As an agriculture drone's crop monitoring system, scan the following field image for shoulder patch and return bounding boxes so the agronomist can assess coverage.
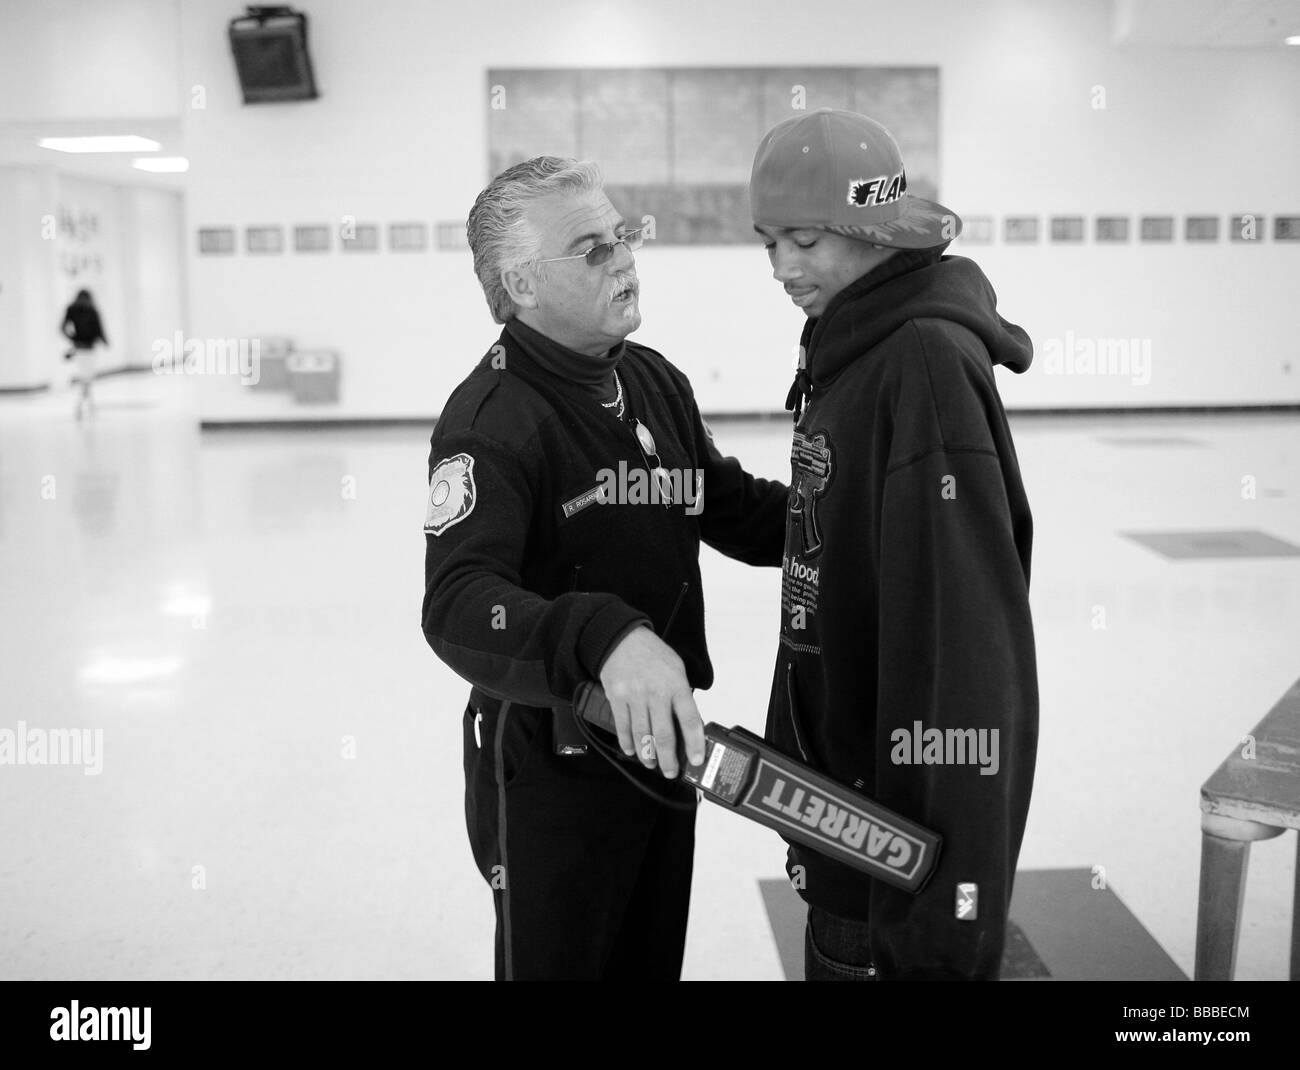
[424,453,477,535]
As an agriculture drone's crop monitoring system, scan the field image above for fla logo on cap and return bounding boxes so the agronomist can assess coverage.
[849,168,907,208]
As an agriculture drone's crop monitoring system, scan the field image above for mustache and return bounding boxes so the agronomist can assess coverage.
[610,272,639,301]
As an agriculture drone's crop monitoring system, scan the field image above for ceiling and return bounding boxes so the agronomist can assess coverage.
[1113,0,1300,46]
[0,0,1295,195]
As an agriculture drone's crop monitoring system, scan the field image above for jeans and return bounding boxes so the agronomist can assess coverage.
[804,905,879,981]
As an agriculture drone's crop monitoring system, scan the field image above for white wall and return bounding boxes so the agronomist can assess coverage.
[0,167,58,389]
[0,0,181,123]
[122,185,188,375]
[163,0,1300,417]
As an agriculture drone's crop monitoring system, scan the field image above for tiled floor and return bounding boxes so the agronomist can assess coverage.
[0,372,1296,980]
[760,870,1186,980]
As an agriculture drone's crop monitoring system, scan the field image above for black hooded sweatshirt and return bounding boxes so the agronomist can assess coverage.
[765,245,1039,980]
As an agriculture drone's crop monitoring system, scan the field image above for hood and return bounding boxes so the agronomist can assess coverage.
[796,246,1034,393]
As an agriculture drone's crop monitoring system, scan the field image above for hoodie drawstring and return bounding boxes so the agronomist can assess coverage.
[785,368,811,425]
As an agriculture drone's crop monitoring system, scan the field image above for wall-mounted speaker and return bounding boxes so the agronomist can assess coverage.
[228,6,319,104]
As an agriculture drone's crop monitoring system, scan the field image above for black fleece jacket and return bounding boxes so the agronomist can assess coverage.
[422,327,787,715]
[62,304,107,348]
[766,245,1039,980]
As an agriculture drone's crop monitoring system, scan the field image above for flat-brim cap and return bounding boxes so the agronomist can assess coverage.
[750,108,961,249]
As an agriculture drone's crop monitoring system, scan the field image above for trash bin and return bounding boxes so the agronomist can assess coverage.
[251,336,293,391]
[287,349,340,403]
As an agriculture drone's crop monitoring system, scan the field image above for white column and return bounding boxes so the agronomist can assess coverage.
[0,165,59,391]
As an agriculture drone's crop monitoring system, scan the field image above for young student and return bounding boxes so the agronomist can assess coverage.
[750,109,1039,980]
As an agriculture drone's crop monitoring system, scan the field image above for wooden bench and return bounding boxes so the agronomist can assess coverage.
[1195,676,1300,980]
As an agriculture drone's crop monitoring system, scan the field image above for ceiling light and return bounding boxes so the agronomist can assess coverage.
[79,655,183,685]
[159,590,210,616]
[133,157,189,173]
[39,136,161,154]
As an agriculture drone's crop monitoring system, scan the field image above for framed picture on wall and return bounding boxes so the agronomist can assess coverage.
[1228,214,1264,242]
[198,227,235,255]
[1050,216,1084,242]
[388,223,429,252]
[957,215,993,244]
[246,226,284,254]
[1139,216,1174,242]
[488,65,941,245]
[1275,216,1300,241]
[1185,216,1220,242]
[1095,216,1130,242]
[436,222,469,251]
[294,225,331,252]
[340,223,379,252]
[1004,216,1039,243]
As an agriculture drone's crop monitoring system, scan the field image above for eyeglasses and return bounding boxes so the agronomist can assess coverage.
[535,228,645,268]
[629,418,674,507]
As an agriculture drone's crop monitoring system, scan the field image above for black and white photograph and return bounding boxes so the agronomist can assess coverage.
[0,0,1297,1050]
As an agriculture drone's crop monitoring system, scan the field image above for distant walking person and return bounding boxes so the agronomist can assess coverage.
[62,289,108,420]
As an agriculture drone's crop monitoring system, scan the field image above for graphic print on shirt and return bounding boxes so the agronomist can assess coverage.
[425,453,477,536]
[789,429,833,558]
[782,428,834,649]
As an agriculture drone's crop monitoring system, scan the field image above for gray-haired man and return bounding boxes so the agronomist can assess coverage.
[421,157,787,979]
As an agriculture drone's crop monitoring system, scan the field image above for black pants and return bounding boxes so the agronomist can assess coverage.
[463,694,697,980]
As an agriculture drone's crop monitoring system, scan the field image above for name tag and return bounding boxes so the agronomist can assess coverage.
[562,484,606,519]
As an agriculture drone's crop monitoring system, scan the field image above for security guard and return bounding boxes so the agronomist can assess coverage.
[421,156,787,980]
